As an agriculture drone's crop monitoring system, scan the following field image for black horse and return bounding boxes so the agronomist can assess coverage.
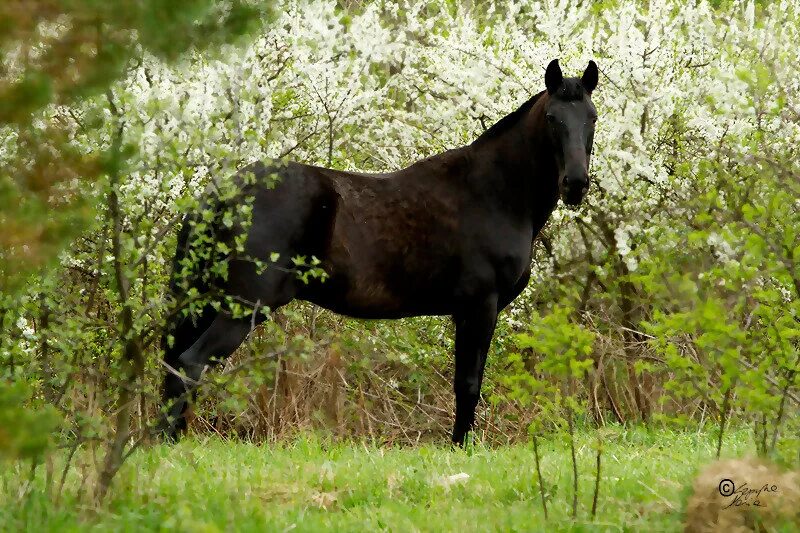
[161,59,599,445]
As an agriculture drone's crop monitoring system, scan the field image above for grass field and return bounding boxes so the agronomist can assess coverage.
[2,427,756,532]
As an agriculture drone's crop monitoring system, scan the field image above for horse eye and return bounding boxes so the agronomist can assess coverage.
[546,114,557,123]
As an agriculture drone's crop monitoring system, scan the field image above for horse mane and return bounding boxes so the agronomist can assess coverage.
[474,90,546,143]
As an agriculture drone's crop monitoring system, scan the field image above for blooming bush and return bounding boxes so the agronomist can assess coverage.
[1,0,797,489]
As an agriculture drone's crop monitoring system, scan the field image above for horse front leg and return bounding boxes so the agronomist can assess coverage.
[451,294,498,446]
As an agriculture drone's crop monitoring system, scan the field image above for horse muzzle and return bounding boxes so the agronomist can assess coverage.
[560,174,590,206]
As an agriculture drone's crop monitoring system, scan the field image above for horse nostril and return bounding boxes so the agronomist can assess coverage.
[565,175,589,190]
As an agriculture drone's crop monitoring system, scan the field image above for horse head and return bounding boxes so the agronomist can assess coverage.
[542,59,598,206]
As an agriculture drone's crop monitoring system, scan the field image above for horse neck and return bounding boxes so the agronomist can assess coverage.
[469,97,560,231]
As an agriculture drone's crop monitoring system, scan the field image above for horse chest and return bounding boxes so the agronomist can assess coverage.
[492,248,532,298]
[447,217,533,304]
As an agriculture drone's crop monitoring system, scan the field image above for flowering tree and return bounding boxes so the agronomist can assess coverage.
[2,0,798,500]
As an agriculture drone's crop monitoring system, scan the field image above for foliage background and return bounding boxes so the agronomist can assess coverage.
[0,0,797,512]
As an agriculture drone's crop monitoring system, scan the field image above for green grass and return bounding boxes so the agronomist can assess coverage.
[2,427,754,532]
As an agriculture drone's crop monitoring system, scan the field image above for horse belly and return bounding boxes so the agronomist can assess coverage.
[301,264,456,319]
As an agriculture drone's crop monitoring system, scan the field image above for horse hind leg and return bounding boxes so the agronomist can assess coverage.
[159,305,217,439]
[159,264,299,441]
[159,312,259,440]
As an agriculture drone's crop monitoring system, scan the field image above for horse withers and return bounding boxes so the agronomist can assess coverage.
[160,59,599,445]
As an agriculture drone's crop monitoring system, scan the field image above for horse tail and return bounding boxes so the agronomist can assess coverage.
[169,215,194,295]
[162,212,217,359]
[162,167,259,358]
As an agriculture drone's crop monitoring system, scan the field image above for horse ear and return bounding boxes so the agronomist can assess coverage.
[545,59,563,95]
[582,60,598,94]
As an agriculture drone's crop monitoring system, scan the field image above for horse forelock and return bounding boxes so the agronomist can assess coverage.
[554,78,587,102]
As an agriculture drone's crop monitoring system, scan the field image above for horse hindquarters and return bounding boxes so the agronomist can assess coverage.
[159,165,334,440]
